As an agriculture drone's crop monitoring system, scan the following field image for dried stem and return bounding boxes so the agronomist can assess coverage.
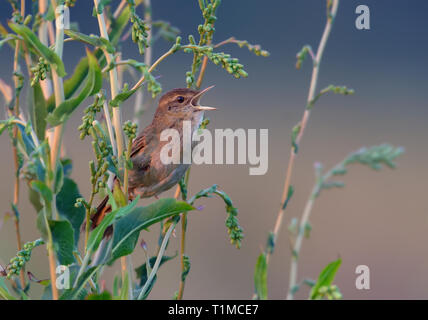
[265,0,339,267]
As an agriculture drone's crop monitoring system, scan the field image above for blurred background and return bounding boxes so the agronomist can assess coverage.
[0,0,427,299]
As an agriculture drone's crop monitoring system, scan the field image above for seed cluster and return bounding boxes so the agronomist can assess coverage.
[234,39,270,57]
[128,0,150,55]
[78,93,105,140]
[123,120,138,141]
[31,57,50,87]
[206,51,248,79]
[316,285,343,300]
[6,239,44,279]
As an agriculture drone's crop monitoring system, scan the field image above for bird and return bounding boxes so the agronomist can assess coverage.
[91,86,216,229]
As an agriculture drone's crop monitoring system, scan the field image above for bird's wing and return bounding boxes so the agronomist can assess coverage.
[130,124,155,157]
[129,125,158,176]
[130,132,147,157]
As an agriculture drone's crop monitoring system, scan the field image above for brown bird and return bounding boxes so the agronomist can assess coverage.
[91,86,216,229]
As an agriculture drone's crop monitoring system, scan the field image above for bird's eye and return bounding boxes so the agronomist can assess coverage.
[177,96,185,103]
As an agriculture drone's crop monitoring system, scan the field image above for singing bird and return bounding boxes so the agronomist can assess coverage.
[91,86,216,229]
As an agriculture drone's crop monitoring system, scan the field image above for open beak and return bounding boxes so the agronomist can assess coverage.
[191,85,217,111]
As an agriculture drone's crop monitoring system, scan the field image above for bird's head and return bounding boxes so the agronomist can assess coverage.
[155,86,216,121]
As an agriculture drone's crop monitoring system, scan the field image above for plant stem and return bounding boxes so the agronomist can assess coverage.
[50,0,66,171]
[265,0,339,269]
[130,48,175,91]
[195,57,208,88]
[121,136,134,287]
[174,37,211,298]
[73,252,96,291]
[9,0,27,290]
[213,36,237,48]
[93,0,124,161]
[123,138,133,196]
[137,223,175,300]
[11,43,25,291]
[287,159,342,299]
[94,0,131,287]
[176,212,187,300]
[84,192,95,252]
[176,170,190,300]
[286,191,315,300]
[102,101,117,157]
[43,200,59,299]
[45,0,69,300]
[38,0,54,98]
[132,0,152,127]
[73,249,91,287]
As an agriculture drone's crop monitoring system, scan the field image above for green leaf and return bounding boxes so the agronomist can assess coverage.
[28,186,43,212]
[254,253,268,300]
[135,253,177,287]
[309,258,342,300]
[86,198,139,254]
[181,255,190,282]
[109,86,139,107]
[119,271,129,300]
[15,122,36,156]
[0,278,16,300]
[61,158,73,177]
[60,266,99,300]
[110,199,194,262]
[43,3,55,21]
[96,0,112,14]
[29,82,47,141]
[46,49,102,126]
[64,29,115,54]
[49,220,75,266]
[86,290,112,300]
[54,161,64,194]
[45,2,131,112]
[47,57,89,112]
[109,4,132,45]
[56,178,85,247]
[31,180,53,203]
[0,35,18,51]
[9,23,66,77]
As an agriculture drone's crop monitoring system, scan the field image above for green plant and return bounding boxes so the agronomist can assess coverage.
[287,145,403,299]
[253,0,403,300]
[0,0,267,300]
